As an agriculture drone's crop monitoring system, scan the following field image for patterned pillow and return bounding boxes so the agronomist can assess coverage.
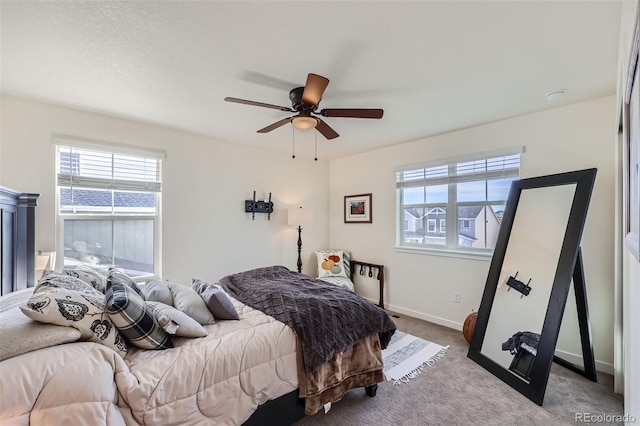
[20,274,127,357]
[146,301,208,338]
[62,265,107,293]
[105,276,173,350]
[316,250,351,279]
[192,279,239,320]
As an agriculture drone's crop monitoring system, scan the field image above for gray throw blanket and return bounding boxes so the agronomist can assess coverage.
[220,265,396,373]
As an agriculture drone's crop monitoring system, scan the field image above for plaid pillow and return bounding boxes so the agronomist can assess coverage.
[108,267,143,296]
[106,277,173,350]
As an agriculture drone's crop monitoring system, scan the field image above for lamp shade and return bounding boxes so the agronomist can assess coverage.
[292,116,317,130]
[288,207,313,227]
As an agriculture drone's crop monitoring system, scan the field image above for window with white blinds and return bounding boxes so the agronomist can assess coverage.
[54,139,165,278]
[396,149,521,253]
[57,146,162,193]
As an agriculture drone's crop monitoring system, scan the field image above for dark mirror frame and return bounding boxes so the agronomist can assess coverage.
[467,168,597,405]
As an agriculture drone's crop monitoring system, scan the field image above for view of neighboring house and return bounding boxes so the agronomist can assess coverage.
[404,206,503,249]
[60,188,156,275]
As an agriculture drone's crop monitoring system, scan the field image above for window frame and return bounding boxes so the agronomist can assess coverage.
[395,148,522,257]
[53,137,165,279]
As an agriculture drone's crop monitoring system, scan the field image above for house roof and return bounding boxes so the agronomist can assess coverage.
[458,206,484,219]
[60,188,156,209]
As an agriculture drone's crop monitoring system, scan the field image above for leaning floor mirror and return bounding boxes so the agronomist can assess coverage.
[468,168,598,405]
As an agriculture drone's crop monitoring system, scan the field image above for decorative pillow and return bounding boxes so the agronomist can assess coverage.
[1,290,82,361]
[166,282,216,325]
[146,301,208,338]
[145,279,174,306]
[316,250,351,279]
[62,265,107,293]
[105,276,173,350]
[143,279,215,325]
[108,267,143,296]
[192,279,239,320]
[20,275,127,356]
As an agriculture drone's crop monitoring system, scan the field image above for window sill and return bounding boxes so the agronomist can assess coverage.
[394,246,493,262]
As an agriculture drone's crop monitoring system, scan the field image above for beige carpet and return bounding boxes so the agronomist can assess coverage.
[295,311,623,426]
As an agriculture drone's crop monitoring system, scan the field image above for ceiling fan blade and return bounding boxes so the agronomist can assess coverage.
[301,73,330,106]
[315,118,339,140]
[224,97,293,112]
[319,108,384,119]
[257,117,294,133]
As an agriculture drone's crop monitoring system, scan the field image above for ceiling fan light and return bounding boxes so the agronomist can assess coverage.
[292,116,317,130]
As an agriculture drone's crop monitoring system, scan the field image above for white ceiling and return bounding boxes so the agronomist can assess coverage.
[0,1,623,160]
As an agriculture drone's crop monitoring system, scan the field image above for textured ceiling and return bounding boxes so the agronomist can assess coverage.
[0,1,623,160]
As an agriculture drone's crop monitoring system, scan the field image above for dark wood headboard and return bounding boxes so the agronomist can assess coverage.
[0,186,39,296]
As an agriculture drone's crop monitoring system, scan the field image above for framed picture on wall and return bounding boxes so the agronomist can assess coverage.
[344,193,372,223]
[623,3,639,261]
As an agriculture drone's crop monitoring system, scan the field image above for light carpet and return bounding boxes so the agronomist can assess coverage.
[381,330,448,384]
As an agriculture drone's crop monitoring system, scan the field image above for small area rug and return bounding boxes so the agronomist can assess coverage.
[381,330,448,385]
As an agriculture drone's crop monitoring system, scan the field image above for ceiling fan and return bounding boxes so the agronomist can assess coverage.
[224,73,383,140]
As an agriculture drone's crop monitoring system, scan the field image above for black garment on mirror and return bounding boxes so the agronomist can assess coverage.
[502,331,540,355]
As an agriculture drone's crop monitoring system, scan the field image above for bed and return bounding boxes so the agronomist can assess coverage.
[0,186,396,425]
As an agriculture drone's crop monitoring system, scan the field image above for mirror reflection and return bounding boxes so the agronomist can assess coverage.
[468,168,597,406]
[480,184,577,382]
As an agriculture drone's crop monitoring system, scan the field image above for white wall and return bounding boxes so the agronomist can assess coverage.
[328,96,617,371]
[0,94,330,284]
[616,0,640,421]
[0,85,629,404]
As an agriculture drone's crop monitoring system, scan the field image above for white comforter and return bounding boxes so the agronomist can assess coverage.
[0,299,299,425]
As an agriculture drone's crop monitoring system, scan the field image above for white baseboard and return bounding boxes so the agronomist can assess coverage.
[375,299,614,375]
[555,349,614,375]
[383,301,463,331]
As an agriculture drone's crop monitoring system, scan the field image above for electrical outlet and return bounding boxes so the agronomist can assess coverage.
[454,291,461,303]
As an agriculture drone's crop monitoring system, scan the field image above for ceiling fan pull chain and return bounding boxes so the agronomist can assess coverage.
[314,130,318,161]
[291,126,296,159]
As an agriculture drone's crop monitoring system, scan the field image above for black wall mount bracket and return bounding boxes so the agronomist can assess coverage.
[245,191,273,220]
[506,272,532,298]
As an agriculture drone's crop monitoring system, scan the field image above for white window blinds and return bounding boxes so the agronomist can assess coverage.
[396,149,522,189]
[55,141,163,193]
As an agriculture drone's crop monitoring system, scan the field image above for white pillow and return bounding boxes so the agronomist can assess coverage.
[316,250,350,278]
[145,280,215,325]
[147,301,208,338]
[167,282,216,325]
[145,279,174,305]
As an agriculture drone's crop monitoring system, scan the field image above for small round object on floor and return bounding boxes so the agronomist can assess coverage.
[463,311,478,344]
